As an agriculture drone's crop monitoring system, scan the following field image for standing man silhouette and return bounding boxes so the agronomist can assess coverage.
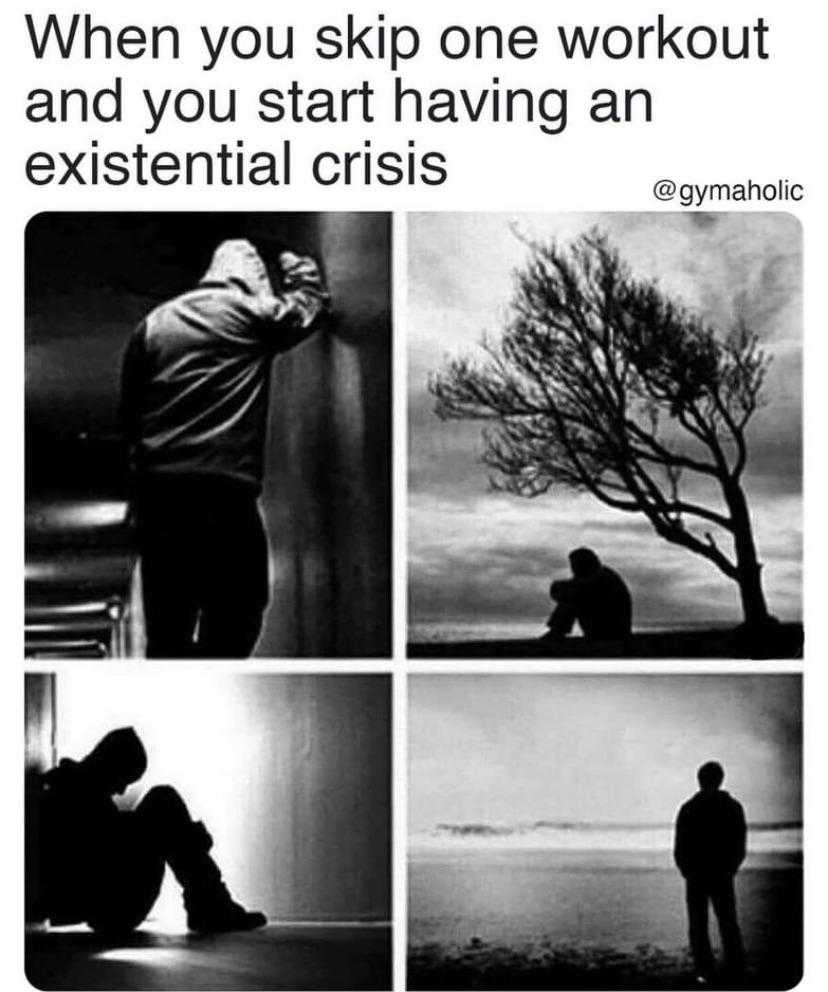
[121,239,329,658]
[674,761,747,984]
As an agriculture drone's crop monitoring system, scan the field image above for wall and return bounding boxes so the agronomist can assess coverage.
[49,671,391,923]
[255,213,392,656]
[25,672,55,774]
[25,674,55,920]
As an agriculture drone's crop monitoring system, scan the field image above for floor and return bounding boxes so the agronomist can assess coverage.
[25,923,392,990]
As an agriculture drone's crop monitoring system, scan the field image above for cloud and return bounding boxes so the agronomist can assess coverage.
[409,490,801,627]
[409,675,802,829]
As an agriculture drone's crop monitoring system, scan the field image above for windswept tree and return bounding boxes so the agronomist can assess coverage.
[430,229,775,629]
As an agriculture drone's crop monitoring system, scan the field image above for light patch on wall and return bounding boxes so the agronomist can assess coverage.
[51,671,391,925]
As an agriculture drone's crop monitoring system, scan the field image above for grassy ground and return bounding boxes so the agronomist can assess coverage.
[408,622,803,659]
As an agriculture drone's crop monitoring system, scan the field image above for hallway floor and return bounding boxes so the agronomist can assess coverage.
[26,923,391,990]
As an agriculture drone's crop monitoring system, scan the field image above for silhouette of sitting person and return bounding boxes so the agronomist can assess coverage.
[674,761,747,984]
[32,727,266,935]
[542,547,632,640]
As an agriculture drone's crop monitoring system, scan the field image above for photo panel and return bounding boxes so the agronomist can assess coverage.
[406,212,802,659]
[25,212,392,659]
[408,673,802,990]
[25,671,392,990]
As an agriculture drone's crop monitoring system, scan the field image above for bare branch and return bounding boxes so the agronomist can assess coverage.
[429,227,770,588]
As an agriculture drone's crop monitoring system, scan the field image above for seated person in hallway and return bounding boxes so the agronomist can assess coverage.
[542,547,632,640]
[674,761,747,984]
[31,727,266,935]
[121,239,330,659]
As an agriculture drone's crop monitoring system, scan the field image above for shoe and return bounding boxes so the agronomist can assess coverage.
[187,897,267,934]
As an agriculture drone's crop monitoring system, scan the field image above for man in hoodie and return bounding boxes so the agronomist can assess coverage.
[674,761,747,984]
[33,727,266,934]
[121,240,329,658]
[542,547,633,641]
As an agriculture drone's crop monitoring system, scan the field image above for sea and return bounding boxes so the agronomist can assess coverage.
[409,822,802,967]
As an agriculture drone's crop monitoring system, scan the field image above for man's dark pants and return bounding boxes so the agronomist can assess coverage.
[86,786,194,933]
[134,475,269,659]
[685,873,745,976]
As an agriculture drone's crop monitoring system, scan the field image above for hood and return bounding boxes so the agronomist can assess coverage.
[199,239,275,299]
[83,727,147,778]
[80,727,148,793]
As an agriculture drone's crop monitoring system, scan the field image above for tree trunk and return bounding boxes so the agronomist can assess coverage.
[725,481,772,627]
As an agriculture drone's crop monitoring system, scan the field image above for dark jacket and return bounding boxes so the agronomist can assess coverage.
[121,241,328,493]
[35,759,122,924]
[674,789,747,879]
[551,565,632,638]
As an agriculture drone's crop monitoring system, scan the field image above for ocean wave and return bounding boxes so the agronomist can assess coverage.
[412,821,802,853]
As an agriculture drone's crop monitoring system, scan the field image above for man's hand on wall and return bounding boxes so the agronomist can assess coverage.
[273,251,331,331]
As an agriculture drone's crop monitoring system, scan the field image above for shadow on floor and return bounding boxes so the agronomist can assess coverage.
[26,923,391,990]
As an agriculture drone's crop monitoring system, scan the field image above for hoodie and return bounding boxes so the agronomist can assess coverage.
[121,240,329,492]
[36,758,123,923]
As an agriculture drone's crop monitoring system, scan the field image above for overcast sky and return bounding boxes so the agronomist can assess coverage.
[408,212,802,632]
[409,675,801,830]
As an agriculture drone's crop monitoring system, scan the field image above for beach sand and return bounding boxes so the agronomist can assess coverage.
[408,849,802,990]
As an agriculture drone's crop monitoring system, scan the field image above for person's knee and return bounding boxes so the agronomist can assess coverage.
[140,784,189,820]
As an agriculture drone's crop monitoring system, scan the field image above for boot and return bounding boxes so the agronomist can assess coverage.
[168,821,267,934]
[185,885,267,934]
